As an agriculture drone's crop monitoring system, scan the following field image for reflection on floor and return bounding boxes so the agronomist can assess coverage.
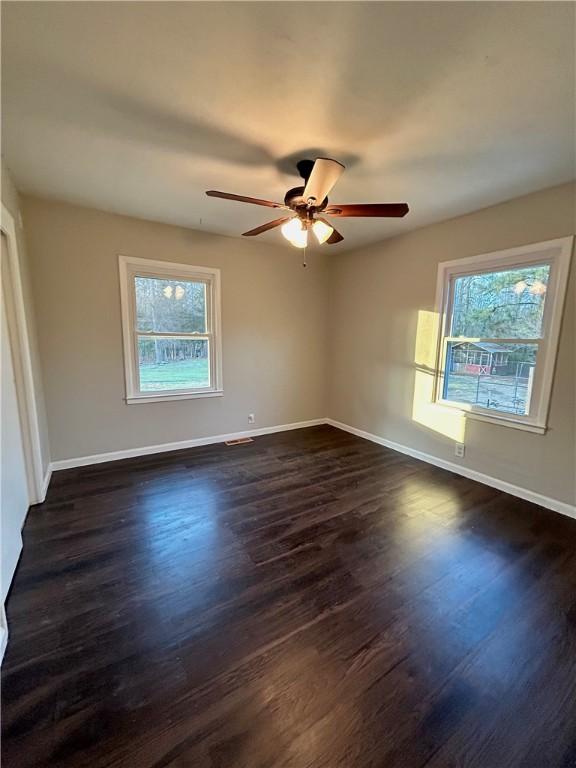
[3,425,576,768]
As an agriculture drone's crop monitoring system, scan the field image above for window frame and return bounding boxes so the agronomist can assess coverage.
[433,237,573,434]
[118,255,223,404]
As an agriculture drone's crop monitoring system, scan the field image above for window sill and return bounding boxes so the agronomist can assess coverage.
[126,390,224,405]
[438,399,546,434]
[463,410,546,434]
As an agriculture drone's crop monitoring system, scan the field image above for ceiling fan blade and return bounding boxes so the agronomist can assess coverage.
[324,203,409,217]
[327,228,344,244]
[206,190,285,209]
[303,158,345,205]
[317,217,344,244]
[242,217,291,237]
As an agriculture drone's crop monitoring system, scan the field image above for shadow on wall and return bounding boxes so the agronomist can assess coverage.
[412,309,467,444]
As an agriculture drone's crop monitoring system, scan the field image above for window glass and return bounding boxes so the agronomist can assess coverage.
[450,264,550,339]
[137,337,210,391]
[135,276,207,334]
[443,342,537,415]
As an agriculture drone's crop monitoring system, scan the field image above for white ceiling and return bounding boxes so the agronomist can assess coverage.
[2,2,574,252]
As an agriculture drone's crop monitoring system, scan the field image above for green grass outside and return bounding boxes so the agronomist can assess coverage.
[139,359,210,391]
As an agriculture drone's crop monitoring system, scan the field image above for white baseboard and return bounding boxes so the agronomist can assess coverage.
[50,419,327,472]
[46,416,576,521]
[37,466,52,503]
[326,418,576,521]
[0,605,8,666]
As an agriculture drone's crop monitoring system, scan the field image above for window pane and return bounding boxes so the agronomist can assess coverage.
[451,264,550,338]
[444,342,538,415]
[134,276,207,333]
[138,337,210,391]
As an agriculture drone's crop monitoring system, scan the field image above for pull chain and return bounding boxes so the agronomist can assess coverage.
[302,244,307,268]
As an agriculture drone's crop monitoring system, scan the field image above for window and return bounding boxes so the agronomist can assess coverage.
[434,237,573,433]
[119,256,222,404]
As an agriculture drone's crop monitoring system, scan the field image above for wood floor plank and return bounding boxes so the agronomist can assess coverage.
[2,425,575,767]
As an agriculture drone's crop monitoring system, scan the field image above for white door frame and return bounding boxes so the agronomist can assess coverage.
[1,203,47,661]
[1,203,45,504]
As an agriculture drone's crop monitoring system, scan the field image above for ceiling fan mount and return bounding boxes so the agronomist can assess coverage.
[206,157,409,248]
[295,158,315,181]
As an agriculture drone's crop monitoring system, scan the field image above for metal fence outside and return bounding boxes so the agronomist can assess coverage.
[445,364,534,415]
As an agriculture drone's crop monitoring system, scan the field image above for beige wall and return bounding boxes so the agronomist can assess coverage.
[23,197,329,461]
[329,182,575,506]
[17,183,576,506]
[1,160,51,476]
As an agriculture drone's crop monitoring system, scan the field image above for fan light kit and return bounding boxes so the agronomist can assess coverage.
[280,218,334,248]
[281,217,308,248]
[206,158,409,257]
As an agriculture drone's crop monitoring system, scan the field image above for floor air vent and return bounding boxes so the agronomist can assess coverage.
[224,437,254,446]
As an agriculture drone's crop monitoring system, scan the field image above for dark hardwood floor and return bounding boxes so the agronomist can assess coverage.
[3,425,576,768]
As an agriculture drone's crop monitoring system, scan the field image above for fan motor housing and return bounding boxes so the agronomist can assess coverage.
[284,186,328,213]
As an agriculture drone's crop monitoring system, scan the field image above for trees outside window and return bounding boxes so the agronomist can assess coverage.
[435,238,572,432]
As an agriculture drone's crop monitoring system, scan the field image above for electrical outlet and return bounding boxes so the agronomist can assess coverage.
[248,413,255,425]
[455,443,465,458]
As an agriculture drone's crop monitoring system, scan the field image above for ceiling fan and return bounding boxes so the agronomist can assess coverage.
[206,158,409,248]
